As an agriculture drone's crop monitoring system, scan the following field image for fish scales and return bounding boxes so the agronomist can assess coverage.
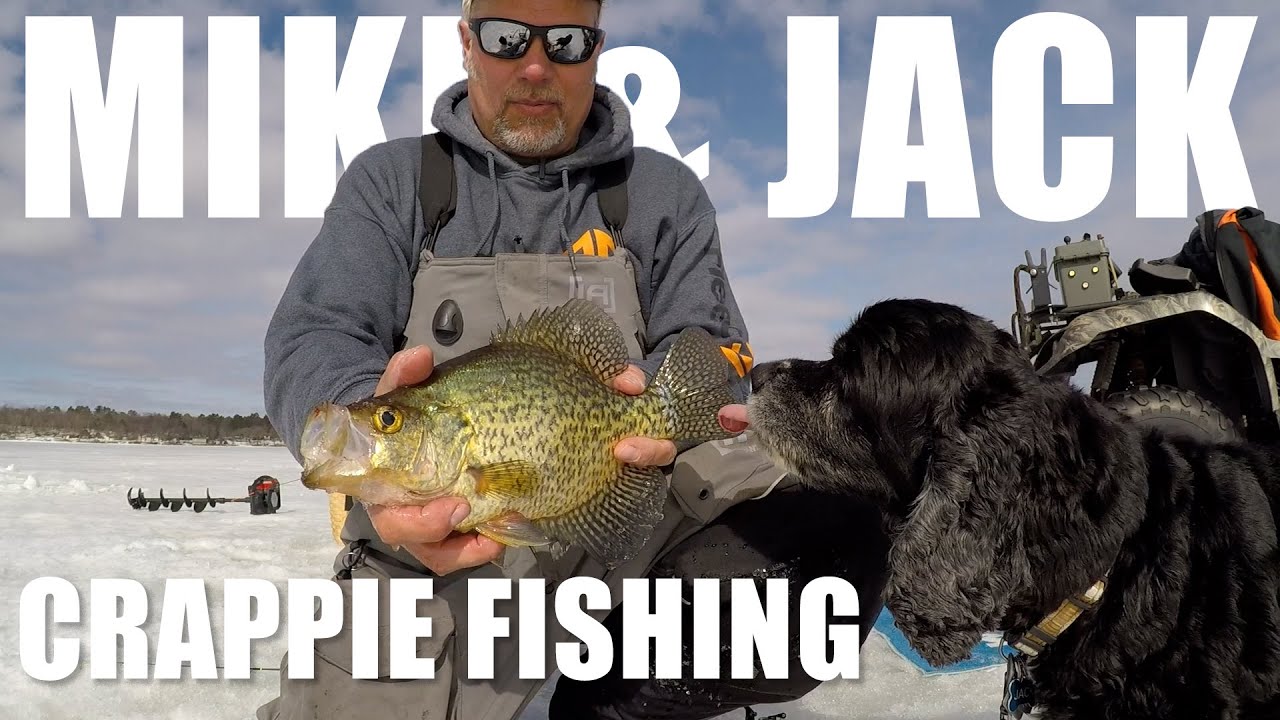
[430,343,664,525]
[298,298,738,569]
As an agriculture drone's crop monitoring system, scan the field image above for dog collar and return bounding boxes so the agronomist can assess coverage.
[1006,577,1107,657]
[999,578,1107,719]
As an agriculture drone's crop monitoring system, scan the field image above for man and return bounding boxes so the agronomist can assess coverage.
[258,1,890,718]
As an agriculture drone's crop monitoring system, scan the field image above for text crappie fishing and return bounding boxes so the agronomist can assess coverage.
[18,575,863,682]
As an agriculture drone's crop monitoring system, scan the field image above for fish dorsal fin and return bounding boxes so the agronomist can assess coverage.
[490,298,631,384]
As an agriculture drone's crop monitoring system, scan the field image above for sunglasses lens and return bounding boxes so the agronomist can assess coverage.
[478,20,532,59]
[543,28,596,63]
[477,20,598,63]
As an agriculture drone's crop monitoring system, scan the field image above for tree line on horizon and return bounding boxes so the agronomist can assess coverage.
[0,404,281,444]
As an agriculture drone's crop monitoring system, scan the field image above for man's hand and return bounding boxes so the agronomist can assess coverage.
[366,346,504,575]
[373,345,435,397]
[610,365,749,466]
[610,366,677,465]
[719,404,750,432]
[367,501,504,575]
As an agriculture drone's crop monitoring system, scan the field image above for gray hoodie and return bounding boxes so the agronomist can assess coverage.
[263,80,752,458]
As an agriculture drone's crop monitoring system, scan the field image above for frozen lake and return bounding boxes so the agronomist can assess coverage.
[0,440,1005,719]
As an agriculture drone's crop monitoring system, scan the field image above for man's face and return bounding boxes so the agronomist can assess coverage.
[460,0,604,159]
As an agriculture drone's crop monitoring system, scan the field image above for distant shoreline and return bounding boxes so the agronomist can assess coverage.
[0,434,285,448]
[0,406,281,446]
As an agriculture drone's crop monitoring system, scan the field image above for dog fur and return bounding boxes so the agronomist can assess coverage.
[746,298,1280,720]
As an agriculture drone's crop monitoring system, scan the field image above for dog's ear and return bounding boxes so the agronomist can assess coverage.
[883,431,1025,668]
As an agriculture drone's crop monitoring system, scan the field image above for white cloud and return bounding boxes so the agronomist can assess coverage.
[351,0,717,46]
[597,0,716,43]
[2,4,341,413]
[6,1,1280,415]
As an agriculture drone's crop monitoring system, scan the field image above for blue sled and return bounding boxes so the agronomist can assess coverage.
[871,609,1007,676]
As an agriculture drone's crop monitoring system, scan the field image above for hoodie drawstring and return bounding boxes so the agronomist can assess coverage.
[559,168,579,278]
[477,153,579,286]
[482,152,500,256]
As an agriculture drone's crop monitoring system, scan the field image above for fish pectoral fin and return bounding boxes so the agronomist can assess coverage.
[534,464,667,571]
[476,512,553,548]
[471,460,541,500]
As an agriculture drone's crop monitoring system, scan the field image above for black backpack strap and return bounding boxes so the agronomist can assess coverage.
[595,153,631,246]
[419,132,457,253]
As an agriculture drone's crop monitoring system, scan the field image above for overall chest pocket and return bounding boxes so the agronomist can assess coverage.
[405,252,651,364]
[667,435,790,526]
[495,253,649,359]
[403,255,505,364]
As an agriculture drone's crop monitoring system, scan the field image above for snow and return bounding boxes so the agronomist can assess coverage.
[0,440,1005,719]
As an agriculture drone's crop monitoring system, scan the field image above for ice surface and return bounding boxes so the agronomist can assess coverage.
[0,440,1005,720]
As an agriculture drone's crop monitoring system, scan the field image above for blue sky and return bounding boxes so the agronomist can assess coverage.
[2,0,1279,415]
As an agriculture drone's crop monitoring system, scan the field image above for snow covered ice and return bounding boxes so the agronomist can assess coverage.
[0,440,1005,720]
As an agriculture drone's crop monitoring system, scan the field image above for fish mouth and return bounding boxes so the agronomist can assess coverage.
[300,404,377,491]
[298,403,449,506]
[302,469,444,506]
[302,460,446,506]
[302,404,354,464]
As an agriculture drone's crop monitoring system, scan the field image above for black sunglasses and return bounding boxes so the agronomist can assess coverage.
[469,17,603,65]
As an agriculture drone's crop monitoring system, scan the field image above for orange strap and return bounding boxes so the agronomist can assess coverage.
[1218,209,1280,340]
[721,342,754,377]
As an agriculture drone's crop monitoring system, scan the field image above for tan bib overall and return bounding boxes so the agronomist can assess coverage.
[260,244,789,720]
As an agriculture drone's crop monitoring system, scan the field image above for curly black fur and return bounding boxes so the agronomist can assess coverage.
[746,297,1280,720]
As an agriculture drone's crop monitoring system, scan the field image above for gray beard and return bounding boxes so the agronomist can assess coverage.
[491,114,567,157]
[465,54,578,158]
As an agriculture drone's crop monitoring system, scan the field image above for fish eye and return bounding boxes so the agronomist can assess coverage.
[373,406,404,434]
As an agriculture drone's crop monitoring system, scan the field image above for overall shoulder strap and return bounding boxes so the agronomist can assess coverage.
[419,132,457,252]
[595,152,632,242]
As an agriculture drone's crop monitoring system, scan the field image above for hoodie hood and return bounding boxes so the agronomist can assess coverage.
[428,79,634,258]
[431,79,634,176]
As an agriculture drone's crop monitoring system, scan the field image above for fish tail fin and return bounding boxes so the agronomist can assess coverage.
[649,327,738,444]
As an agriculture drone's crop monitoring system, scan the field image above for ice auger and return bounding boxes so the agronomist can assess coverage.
[126,475,282,514]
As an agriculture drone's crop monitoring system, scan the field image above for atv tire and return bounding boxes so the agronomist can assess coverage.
[1104,386,1240,443]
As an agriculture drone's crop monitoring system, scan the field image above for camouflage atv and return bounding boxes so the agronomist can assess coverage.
[1012,232,1280,445]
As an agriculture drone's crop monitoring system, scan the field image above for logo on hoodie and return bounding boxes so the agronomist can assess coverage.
[720,342,754,378]
[706,249,751,377]
[569,275,616,313]
[571,228,615,257]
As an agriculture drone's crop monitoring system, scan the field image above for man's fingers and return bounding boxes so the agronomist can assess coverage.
[718,404,750,433]
[405,533,505,575]
[610,365,648,396]
[366,498,505,574]
[375,346,435,396]
[615,437,677,467]
[367,497,468,547]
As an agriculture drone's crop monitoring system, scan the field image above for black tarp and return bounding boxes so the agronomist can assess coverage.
[1170,207,1280,340]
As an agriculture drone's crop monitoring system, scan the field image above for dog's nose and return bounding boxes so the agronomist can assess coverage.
[750,360,785,391]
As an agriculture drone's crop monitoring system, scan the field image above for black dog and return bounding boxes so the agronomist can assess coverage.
[746,298,1280,720]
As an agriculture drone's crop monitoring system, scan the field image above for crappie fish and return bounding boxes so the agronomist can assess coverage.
[299,298,741,569]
